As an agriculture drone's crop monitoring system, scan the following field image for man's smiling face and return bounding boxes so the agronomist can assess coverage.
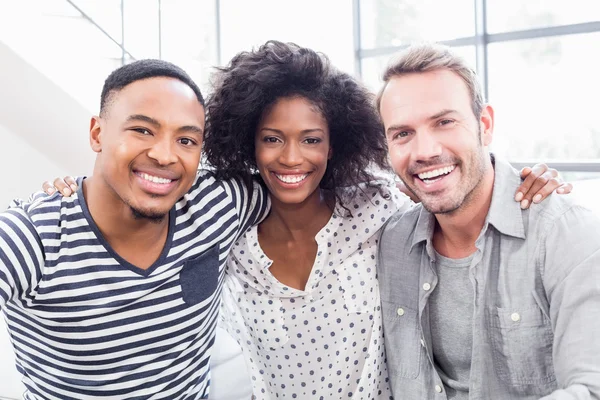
[380,69,493,214]
[93,77,205,220]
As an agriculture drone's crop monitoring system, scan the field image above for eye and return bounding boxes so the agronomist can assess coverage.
[178,137,197,146]
[439,119,455,127]
[263,136,281,143]
[393,131,410,140]
[304,138,322,144]
[132,127,152,135]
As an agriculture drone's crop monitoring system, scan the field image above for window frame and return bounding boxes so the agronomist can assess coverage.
[353,0,600,173]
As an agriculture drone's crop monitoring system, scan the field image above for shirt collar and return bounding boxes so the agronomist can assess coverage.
[487,155,526,239]
[411,206,436,251]
[409,153,526,252]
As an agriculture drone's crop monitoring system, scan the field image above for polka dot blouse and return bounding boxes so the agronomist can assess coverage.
[220,183,412,399]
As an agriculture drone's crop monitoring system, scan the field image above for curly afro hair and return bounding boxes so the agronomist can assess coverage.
[203,40,389,206]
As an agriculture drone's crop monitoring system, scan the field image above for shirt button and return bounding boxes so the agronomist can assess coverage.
[396,307,405,316]
[435,385,443,393]
[422,283,431,291]
[511,312,521,322]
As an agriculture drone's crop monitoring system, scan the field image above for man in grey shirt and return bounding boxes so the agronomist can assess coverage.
[376,42,600,399]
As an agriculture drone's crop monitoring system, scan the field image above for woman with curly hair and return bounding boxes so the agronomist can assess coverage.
[204,40,405,399]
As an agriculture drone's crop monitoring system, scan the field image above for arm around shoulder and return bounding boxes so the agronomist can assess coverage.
[222,176,270,238]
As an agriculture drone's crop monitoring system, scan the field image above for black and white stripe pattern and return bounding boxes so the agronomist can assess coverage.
[0,172,268,400]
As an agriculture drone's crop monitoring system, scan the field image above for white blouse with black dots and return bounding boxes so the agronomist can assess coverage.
[220,183,412,400]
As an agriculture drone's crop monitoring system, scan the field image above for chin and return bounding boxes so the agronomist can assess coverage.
[128,202,171,221]
[274,193,311,205]
[421,198,462,215]
[131,210,168,222]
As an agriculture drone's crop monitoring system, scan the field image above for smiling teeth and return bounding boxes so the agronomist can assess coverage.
[418,165,455,180]
[141,173,172,184]
[275,174,308,184]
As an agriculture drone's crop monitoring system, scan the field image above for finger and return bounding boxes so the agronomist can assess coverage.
[64,176,78,192]
[521,170,556,208]
[515,164,547,202]
[52,178,72,196]
[556,182,573,195]
[42,181,56,195]
[519,166,533,179]
[526,171,558,205]
[530,177,563,204]
[546,168,559,179]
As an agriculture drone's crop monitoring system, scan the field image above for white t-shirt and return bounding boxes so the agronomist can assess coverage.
[219,184,412,399]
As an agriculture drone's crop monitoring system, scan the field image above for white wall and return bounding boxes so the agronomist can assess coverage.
[0,39,93,400]
[0,40,94,177]
[0,124,70,399]
[0,123,71,207]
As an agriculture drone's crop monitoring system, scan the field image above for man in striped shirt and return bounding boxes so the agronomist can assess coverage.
[0,60,268,399]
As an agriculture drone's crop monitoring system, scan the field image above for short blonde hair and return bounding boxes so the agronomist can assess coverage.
[376,42,484,119]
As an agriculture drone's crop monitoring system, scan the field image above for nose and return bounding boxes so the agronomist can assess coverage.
[279,141,303,167]
[147,137,178,166]
[413,130,442,161]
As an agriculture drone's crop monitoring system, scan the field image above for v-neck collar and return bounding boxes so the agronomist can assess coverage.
[76,178,176,277]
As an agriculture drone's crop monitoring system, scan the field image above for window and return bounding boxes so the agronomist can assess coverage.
[356,0,600,168]
[359,0,475,49]
[489,32,600,160]
[486,0,600,33]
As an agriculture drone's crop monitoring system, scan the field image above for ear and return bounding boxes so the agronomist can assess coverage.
[480,104,494,147]
[90,116,103,153]
[328,146,333,160]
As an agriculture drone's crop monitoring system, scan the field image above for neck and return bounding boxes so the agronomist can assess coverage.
[433,163,495,258]
[83,177,170,246]
[263,189,333,240]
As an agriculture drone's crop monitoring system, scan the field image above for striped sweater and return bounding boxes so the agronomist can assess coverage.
[0,171,268,399]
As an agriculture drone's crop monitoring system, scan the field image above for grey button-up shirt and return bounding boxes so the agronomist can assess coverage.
[378,156,600,399]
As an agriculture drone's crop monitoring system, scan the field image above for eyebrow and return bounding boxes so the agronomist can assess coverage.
[126,114,203,136]
[385,109,459,136]
[259,127,326,134]
[126,114,160,126]
[429,109,458,120]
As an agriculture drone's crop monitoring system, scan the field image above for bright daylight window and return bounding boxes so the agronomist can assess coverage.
[357,0,600,166]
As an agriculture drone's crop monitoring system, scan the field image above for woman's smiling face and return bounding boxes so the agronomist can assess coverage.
[254,96,331,206]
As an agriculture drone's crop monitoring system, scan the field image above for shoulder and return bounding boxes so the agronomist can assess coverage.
[191,169,221,192]
[530,193,600,260]
[526,192,600,289]
[529,192,599,237]
[178,169,231,210]
[338,180,412,217]
[381,202,422,242]
[1,190,66,245]
[5,190,63,222]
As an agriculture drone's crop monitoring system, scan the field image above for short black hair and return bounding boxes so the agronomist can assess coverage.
[99,59,204,116]
[204,41,390,207]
